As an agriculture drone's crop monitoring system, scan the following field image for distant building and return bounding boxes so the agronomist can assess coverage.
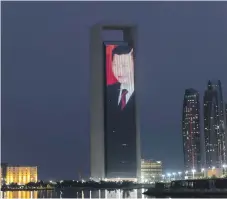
[182,89,201,171]
[225,103,227,134]
[1,163,8,186]
[1,164,38,185]
[204,80,226,168]
[0,166,2,187]
[184,168,223,179]
[141,159,162,182]
[204,83,219,167]
[206,168,223,178]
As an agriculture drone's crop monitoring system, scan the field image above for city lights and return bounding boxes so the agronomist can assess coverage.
[141,160,162,183]
[191,169,196,179]
[140,166,227,182]
[2,165,38,185]
[172,173,176,180]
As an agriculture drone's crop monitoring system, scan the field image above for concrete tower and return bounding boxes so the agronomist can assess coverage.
[90,23,141,181]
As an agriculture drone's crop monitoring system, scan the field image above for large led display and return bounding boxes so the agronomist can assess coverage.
[104,43,137,178]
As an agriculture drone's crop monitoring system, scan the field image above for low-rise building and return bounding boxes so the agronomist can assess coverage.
[206,168,223,178]
[1,164,38,185]
[141,159,162,183]
[184,168,224,179]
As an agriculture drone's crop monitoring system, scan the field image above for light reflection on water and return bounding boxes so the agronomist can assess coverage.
[0,188,154,198]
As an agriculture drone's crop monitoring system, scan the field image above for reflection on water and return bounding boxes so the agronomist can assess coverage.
[1,191,38,198]
[1,190,58,198]
[0,188,152,198]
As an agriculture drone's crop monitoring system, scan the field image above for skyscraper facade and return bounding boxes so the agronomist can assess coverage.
[204,83,219,167]
[141,159,162,182]
[204,80,226,168]
[225,103,227,130]
[90,24,141,181]
[182,89,201,171]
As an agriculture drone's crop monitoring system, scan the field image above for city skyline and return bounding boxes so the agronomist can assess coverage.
[181,80,227,172]
[2,2,227,180]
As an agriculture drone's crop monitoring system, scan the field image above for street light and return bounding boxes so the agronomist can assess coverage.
[192,169,196,179]
[167,173,171,182]
[172,173,176,180]
[178,171,182,175]
[185,171,188,179]
[222,165,227,176]
[141,176,144,183]
[201,168,205,178]
[178,172,182,180]
[162,174,165,182]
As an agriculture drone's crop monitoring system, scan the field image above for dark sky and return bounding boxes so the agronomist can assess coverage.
[2,2,227,180]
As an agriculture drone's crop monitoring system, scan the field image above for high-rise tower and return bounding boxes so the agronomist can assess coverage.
[204,83,219,168]
[225,103,227,131]
[90,23,141,181]
[204,80,226,168]
[182,89,201,171]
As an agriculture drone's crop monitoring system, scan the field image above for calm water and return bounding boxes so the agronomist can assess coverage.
[0,188,153,198]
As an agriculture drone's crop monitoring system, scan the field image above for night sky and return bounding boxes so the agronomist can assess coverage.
[2,2,227,180]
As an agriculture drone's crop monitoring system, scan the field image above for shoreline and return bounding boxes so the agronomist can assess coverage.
[1,185,151,192]
[143,190,227,198]
[1,188,54,191]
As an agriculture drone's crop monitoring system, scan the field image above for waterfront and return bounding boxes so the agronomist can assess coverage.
[0,188,151,198]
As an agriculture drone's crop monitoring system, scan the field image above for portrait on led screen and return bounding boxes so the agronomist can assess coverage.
[104,43,137,178]
[105,44,135,111]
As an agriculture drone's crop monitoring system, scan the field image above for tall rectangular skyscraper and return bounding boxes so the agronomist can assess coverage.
[225,103,227,131]
[204,80,226,168]
[182,89,201,171]
[90,24,141,181]
[204,83,219,167]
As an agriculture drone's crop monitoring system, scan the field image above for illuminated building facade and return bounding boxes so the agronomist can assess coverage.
[141,159,162,182]
[0,167,2,187]
[3,165,38,185]
[90,23,140,181]
[1,163,8,185]
[206,168,222,178]
[204,80,226,168]
[225,103,227,134]
[182,89,201,171]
